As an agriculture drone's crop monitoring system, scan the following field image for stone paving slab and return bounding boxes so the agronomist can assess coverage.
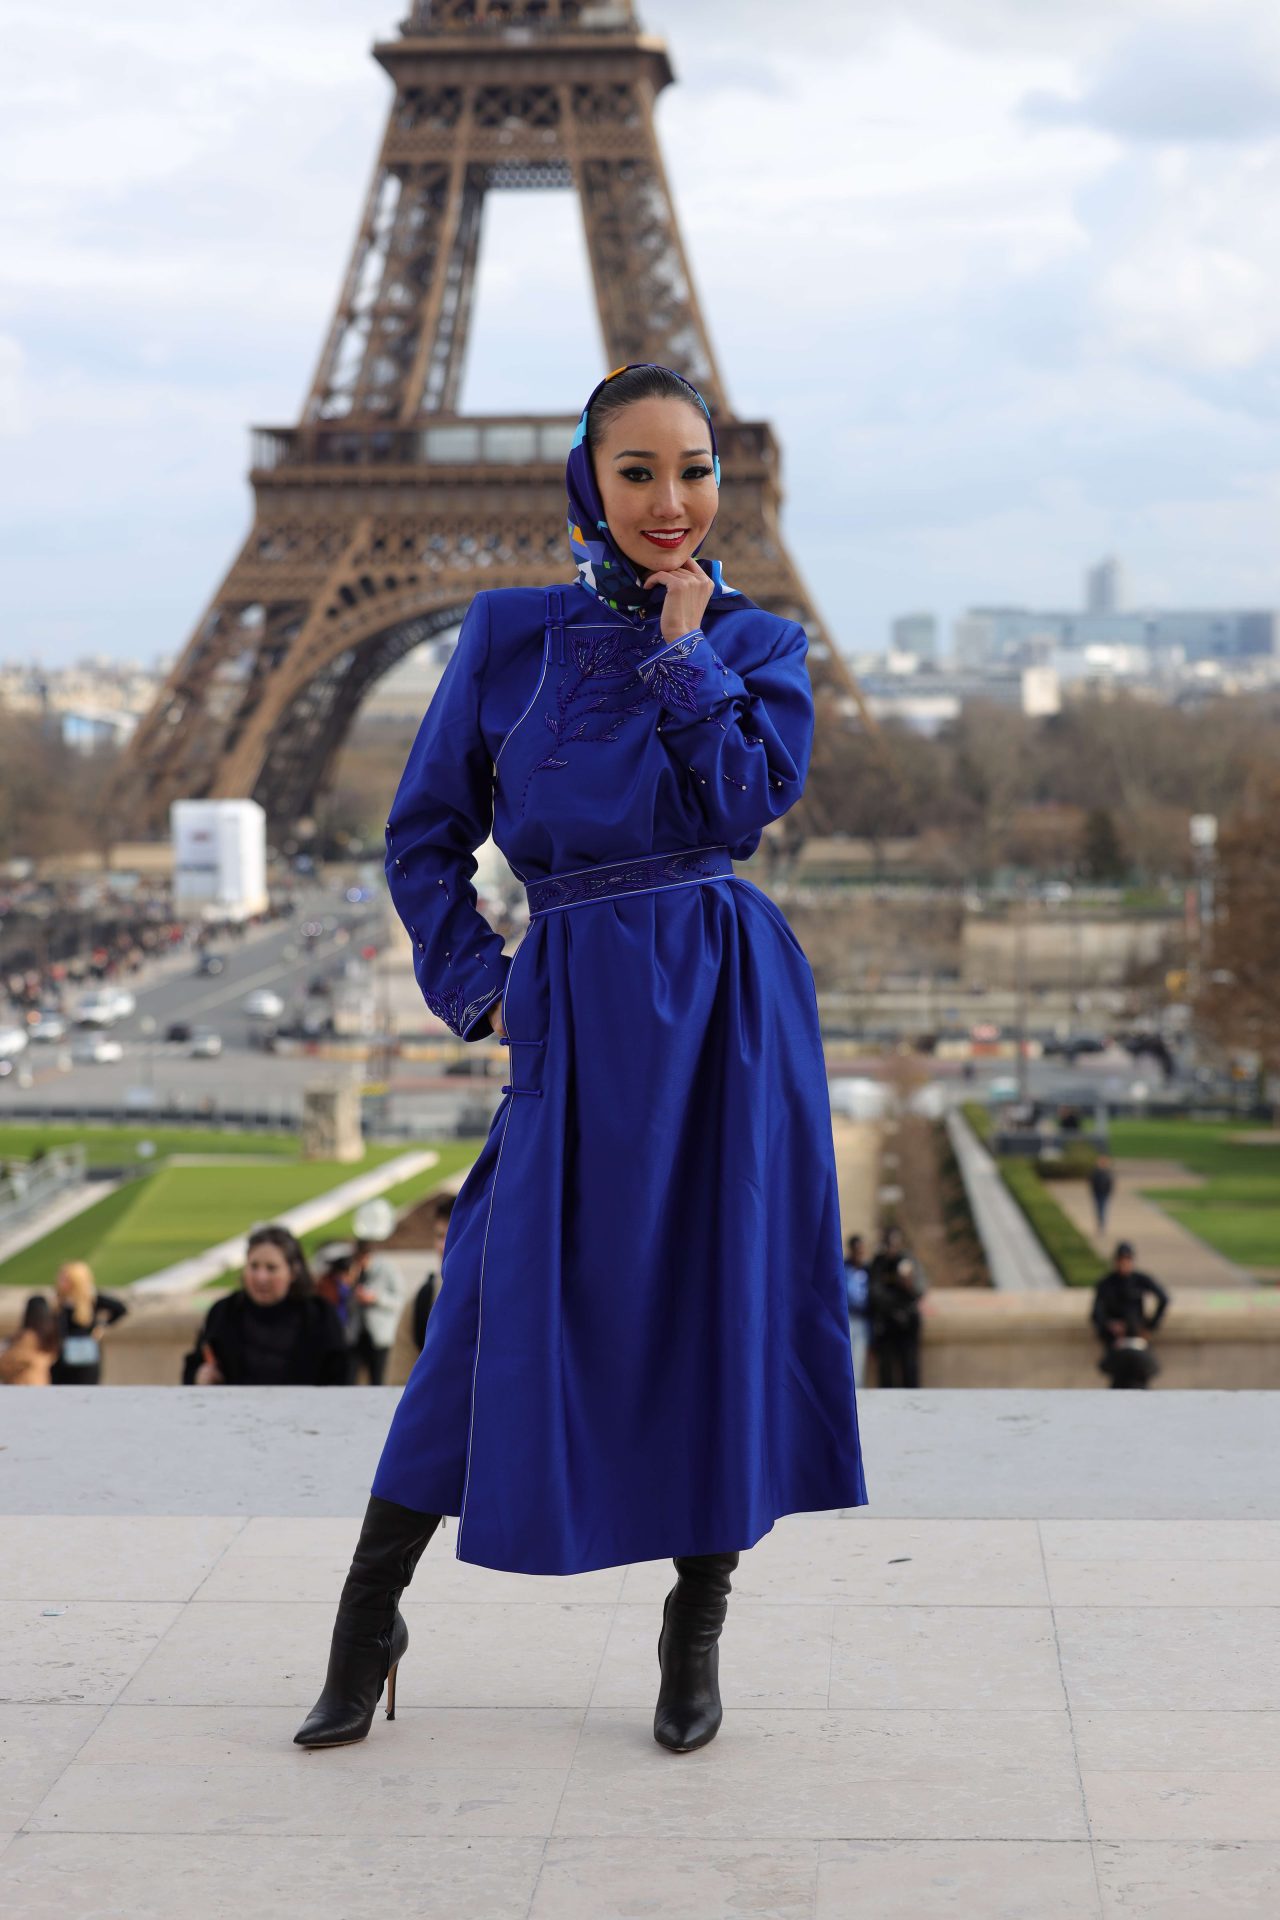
[2,1397,1279,1916]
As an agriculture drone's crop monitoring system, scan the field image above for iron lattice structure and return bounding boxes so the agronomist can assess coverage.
[115,0,867,831]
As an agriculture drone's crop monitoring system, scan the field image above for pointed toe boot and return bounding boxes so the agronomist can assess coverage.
[653,1549,740,1754]
[293,1494,443,1750]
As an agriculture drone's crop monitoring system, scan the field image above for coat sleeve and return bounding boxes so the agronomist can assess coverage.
[636,619,813,847]
[384,593,512,1042]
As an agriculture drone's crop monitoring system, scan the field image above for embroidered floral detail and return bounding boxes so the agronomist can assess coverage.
[525,847,732,915]
[422,979,500,1039]
[633,636,705,716]
[519,630,660,817]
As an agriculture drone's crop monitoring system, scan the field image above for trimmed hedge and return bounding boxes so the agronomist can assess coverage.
[961,1101,1104,1288]
[996,1156,1107,1289]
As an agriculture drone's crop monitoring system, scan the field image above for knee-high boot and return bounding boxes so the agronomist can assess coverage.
[653,1550,740,1753]
[293,1494,443,1749]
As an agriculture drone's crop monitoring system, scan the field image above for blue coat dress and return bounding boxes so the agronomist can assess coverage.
[371,581,869,1574]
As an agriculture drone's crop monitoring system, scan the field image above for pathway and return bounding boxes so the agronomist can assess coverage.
[1055,1164,1254,1290]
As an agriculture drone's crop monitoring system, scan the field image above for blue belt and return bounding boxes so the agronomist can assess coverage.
[523,845,734,917]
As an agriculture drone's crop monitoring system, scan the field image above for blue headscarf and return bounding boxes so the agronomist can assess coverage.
[566,362,739,622]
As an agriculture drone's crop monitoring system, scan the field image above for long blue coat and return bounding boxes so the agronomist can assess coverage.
[371,582,869,1574]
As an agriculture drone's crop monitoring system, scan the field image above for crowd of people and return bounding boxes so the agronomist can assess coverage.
[0,1193,456,1389]
[2,1188,1169,1393]
[844,1225,1172,1389]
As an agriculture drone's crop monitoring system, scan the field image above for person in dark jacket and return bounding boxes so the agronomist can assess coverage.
[50,1260,129,1385]
[1090,1241,1170,1389]
[181,1224,347,1386]
[411,1194,455,1352]
[1089,1153,1115,1235]
[867,1252,925,1389]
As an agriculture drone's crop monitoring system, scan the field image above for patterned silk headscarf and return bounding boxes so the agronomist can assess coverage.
[566,362,739,622]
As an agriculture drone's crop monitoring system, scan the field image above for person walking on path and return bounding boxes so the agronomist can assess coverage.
[1090,1240,1170,1389]
[49,1261,128,1385]
[295,362,869,1760]
[1090,1152,1116,1236]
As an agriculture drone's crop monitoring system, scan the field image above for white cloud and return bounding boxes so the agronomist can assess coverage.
[1,0,1278,668]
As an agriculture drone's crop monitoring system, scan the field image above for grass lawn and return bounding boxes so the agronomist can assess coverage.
[1108,1118,1280,1271]
[0,1141,431,1293]
[0,1124,300,1167]
[202,1140,483,1289]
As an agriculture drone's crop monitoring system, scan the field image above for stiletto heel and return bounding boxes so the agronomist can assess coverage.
[294,1496,441,1750]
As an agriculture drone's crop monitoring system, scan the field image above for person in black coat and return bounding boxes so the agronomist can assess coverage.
[411,1194,455,1352]
[867,1250,925,1389]
[181,1225,347,1386]
[1090,1241,1170,1389]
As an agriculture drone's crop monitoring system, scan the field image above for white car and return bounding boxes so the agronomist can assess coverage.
[74,991,120,1027]
[0,1024,30,1061]
[71,1034,125,1065]
[243,989,284,1020]
[29,1013,67,1043]
[189,1029,223,1058]
[108,987,136,1019]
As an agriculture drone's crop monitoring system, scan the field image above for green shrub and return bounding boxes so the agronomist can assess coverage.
[997,1156,1106,1288]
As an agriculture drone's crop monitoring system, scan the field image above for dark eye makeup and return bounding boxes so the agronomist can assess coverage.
[618,465,714,483]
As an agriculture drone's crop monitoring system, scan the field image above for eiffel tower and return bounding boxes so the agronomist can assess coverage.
[115,0,867,834]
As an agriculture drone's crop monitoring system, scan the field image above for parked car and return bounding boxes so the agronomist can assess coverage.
[71,1034,125,1064]
[28,1013,67,1043]
[243,989,284,1020]
[195,952,225,977]
[189,1029,223,1058]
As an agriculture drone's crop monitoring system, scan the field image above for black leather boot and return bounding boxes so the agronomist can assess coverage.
[653,1549,740,1753]
[293,1494,443,1749]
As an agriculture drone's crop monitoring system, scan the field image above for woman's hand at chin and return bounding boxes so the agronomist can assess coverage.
[641,555,714,642]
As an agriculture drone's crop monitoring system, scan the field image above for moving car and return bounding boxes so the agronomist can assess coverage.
[243,989,284,1020]
[189,1029,223,1058]
[71,1034,125,1065]
[28,1013,67,1043]
[74,990,120,1027]
[165,1021,193,1045]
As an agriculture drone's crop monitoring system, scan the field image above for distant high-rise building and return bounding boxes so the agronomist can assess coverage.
[1086,555,1126,614]
[890,613,938,660]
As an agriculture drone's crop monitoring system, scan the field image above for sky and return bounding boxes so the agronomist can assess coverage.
[1,0,1279,668]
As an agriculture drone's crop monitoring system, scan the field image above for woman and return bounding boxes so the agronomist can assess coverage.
[50,1261,128,1385]
[0,1295,63,1386]
[295,362,869,1757]
[180,1225,347,1387]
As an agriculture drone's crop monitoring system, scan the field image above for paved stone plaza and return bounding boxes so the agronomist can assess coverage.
[2,1390,1278,1918]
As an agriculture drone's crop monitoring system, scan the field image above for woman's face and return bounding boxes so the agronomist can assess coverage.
[593,396,718,580]
[242,1240,294,1306]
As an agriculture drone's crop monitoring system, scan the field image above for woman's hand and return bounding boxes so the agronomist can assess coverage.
[641,556,715,643]
[194,1342,224,1386]
[489,999,506,1040]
